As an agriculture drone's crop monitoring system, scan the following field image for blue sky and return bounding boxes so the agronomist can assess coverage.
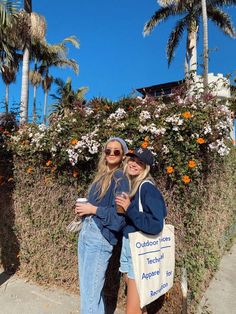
[1,0,236,121]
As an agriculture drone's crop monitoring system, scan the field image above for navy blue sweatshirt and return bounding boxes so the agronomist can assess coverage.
[88,169,130,245]
[123,181,167,238]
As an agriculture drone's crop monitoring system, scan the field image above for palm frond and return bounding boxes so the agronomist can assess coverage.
[167,17,187,65]
[208,6,236,37]
[51,58,79,74]
[61,35,80,48]
[143,6,176,36]
[0,0,18,26]
[209,0,236,7]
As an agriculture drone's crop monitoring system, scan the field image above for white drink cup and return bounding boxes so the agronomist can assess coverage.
[76,197,88,204]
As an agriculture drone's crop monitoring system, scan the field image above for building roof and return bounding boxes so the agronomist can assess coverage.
[136,79,184,96]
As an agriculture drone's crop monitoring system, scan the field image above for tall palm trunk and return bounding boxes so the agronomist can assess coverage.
[20,45,30,123]
[20,0,32,124]
[202,0,208,89]
[33,85,37,122]
[186,26,198,80]
[5,84,9,113]
[43,90,48,124]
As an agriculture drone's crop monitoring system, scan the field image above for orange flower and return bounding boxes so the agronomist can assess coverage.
[182,175,191,184]
[196,138,205,144]
[128,106,133,111]
[166,166,174,174]
[182,111,192,119]
[188,160,196,168]
[46,160,52,167]
[26,166,33,174]
[71,138,78,145]
[72,170,79,178]
[141,141,149,148]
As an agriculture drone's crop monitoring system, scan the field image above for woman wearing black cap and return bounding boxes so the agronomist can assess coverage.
[115,147,167,314]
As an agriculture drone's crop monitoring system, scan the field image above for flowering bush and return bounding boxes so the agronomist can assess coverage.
[5,84,234,187]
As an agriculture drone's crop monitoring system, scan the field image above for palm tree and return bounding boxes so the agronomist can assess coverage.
[1,55,19,112]
[144,0,236,78]
[42,74,53,124]
[32,36,79,123]
[50,77,88,117]
[19,1,46,124]
[29,62,42,121]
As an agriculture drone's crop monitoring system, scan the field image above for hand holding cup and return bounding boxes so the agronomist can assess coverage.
[115,192,130,214]
[75,198,97,216]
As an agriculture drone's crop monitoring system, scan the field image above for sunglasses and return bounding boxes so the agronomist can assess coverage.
[104,148,122,156]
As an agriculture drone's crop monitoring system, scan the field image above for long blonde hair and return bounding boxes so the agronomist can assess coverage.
[124,157,155,198]
[89,139,125,200]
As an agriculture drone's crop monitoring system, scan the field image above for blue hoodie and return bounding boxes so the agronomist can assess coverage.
[122,181,167,238]
[88,169,129,245]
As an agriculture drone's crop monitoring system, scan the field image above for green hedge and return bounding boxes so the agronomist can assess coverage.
[1,86,236,313]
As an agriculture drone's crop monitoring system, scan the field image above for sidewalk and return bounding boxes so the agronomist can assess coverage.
[0,269,124,314]
[198,239,236,314]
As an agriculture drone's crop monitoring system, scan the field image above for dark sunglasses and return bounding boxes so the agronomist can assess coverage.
[104,148,122,156]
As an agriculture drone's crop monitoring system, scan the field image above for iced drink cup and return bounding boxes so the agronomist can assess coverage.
[115,192,126,214]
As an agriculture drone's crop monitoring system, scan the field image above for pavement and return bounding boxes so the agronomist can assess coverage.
[0,269,124,314]
[198,239,236,314]
[1,240,236,314]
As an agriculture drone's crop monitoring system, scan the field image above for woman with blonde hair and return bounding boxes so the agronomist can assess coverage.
[116,147,167,314]
[75,137,129,314]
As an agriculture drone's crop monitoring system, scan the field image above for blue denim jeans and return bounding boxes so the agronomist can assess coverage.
[78,216,113,314]
[119,236,135,279]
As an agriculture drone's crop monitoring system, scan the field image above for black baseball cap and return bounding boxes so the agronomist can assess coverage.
[126,147,154,166]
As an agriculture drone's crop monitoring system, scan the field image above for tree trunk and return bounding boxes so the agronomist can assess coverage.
[33,85,37,122]
[20,45,30,124]
[187,29,197,80]
[202,0,208,89]
[43,90,48,124]
[20,0,32,124]
[5,84,9,113]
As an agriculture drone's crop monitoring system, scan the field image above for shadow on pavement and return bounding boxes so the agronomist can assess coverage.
[0,270,12,286]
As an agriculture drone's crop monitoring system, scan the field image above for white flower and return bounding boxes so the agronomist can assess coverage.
[209,139,230,156]
[139,125,148,133]
[107,108,127,125]
[177,135,184,142]
[84,107,94,116]
[139,111,151,123]
[162,145,169,154]
[67,129,101,165]
[125,139,133,145]
[203,124,212,135]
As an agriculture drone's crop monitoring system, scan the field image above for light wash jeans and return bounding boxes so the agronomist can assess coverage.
[78,216,113,314]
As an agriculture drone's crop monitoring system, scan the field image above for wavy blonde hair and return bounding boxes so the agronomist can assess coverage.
[89,139,126,200]
[124,157,155,198]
